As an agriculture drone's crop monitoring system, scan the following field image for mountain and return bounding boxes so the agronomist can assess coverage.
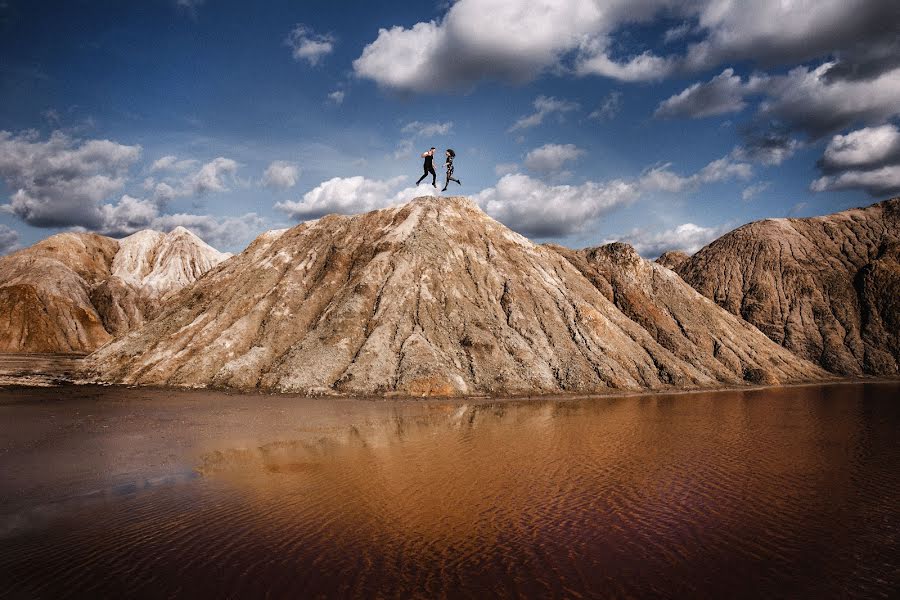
[0,227,230,353]
[87,196,826,396]
[676,198,900,376]
[655,250,689,271]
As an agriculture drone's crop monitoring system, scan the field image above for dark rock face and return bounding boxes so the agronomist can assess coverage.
[677,198,900,376]
[655,250,690,271]
[88,197,825,396]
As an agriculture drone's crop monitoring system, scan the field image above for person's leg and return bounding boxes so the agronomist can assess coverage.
[442,171,449,191]
[416,166,428,185]
[429,166,437,186]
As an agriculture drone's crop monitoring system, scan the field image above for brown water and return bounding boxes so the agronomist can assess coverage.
[1,382,898,598]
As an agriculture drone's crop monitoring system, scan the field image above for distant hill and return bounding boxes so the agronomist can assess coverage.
[677,198,900,376]
[0,227,230,353]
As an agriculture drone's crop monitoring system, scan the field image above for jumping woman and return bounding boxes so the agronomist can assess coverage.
[441,148,461,192]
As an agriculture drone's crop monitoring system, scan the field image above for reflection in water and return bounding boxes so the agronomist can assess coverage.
[1,383,899,598]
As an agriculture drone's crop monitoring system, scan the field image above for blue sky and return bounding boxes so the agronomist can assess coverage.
[1,0,898,256]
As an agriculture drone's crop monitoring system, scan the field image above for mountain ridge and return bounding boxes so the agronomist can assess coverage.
[87,196,827,396]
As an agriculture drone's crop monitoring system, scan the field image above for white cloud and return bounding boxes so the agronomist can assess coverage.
[758,63,900,138]
[353,1,614,93]
[274,150,758,240]
[655,68,764,119]
[638,155,752,193]
[811,166,900,197]
[494,163,518,176]
[683,0,897,73]
[663,22,693,44]
[261,160,299,190]
[401,121,453,137]
[474,173,640,238]
[575,46,677,82]
[150,212,265,249]
[810,124,900,197]
[0,130,141,229]
[353,0,898,92]
[741,181,771,201]
[186,157,238,195]
[286,24,335,66]
[615,222,727,258]
[150,155,197,173]
[524,143,584,174]
[509,96,579,132]
[589,91,622,121]
[274,175,437,221]
[327,90,345,104]
[819,124,900,172]
[0,224,20,255]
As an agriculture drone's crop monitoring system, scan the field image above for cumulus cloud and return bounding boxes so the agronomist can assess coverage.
[145,155,240,201]
[524,143,584,174]
[401,121,453,137]
[286,24,335,66]
[615,222,728,258]
[262,160,300,190]
[474,173,639,238]
[589,91,622,121]
[811,165,900,197]
[758,63,900,139]
[683,0,899,74]
[353,1,616,93]
[327,90,345,104]
[811,124,900,197]
[0,224,20,255]
[0,130,141,229]
[353,0,899,93]
[818,124,900,173]
[655,68,764,119]
[274,176,437,221]
[509,96,579,132]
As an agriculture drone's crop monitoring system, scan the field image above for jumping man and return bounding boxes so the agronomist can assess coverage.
[416,147,437,187]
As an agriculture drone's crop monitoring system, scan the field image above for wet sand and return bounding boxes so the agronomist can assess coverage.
[1,381,899,598]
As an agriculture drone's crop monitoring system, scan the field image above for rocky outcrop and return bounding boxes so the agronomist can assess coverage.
[553,242,821,385]
[87,196,826,396]
[0,228,230,353]
[677,198,900,375]
[656,250,690,271]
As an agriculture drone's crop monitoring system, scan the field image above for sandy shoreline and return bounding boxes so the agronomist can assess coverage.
[1,351,896,402]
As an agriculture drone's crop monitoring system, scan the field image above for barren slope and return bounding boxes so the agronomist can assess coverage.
[0,228,230,352]
[0,233,118,353]
[677,198,900,375]
[88,196,825,396]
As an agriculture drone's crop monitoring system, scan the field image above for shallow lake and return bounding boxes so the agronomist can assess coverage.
[1,382,898,598]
